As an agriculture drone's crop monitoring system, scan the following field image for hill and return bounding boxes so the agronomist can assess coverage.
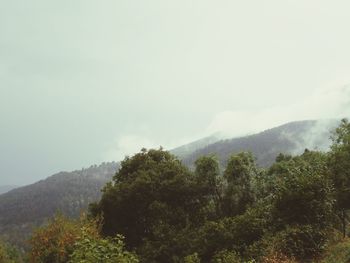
[170,134,220,158]
[0,185,17,195]
[0,162,119,249]
[180,119,338,168]
[0,119,339,250]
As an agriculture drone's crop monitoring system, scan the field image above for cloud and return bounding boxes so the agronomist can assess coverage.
[207,84,350,138]
[104,135,159,161]
[103,85,350,162]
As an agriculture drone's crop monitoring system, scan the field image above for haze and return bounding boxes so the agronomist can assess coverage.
[1,0,350,185]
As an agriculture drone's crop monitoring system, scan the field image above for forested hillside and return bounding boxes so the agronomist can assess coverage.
[0,120,339,255]
[21,118,350,263]
[181,120,337,168]
[170,134,220,158]
[0,162,119,249]
[0,186,17,195]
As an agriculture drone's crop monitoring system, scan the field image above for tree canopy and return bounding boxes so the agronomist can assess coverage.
[22,119,350,263]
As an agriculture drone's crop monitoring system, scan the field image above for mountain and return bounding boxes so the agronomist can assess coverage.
[180,119,338,168]
[0,162,119,249]
[0,119,339,250]
[170,134,220,158]
[0,185,17,195]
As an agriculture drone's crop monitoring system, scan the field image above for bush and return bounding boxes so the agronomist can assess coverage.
[184,253,201,263]
[28,215,83,263]
[0,240,21,263]
[318,238,350,263]
[272,225,329,261]
[211,250,241,263]
[69,230,139,263]
[28,214,138,263]
[195,205,269,262]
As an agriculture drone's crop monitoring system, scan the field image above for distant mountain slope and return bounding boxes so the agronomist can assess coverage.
[170,134,220,158]
[0,185,17,195]
[181,120,338,168]
[0,119,339,250]
[0,162,119,249]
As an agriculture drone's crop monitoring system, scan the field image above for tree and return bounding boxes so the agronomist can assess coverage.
[222,152,257,217]
[69,232,138,263]
[262,150,335,260]
[194,155,222,218]
[269,150,334,229]
[328,118,350,237]
[90,148,207,262]
[194,205,269,262]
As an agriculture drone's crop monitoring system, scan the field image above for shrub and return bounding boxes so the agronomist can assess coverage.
[272,225,329,261]
[0,240,21,263]
[211,250,241,263]
[69,231,138,263]
[184,253,201,263]
[28,215,82,263]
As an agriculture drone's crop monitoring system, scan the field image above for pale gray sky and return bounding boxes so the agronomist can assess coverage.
[1,0,350,185]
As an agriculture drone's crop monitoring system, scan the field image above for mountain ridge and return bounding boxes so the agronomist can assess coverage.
[0,119,339,249]
[181,119,338,167]
[0,185,18,195]
[0,162,119,248]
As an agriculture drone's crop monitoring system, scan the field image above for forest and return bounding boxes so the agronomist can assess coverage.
[1,119,350,263]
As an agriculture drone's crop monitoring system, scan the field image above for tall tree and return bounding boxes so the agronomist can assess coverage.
[269,150,334,229]
[90,148,206,262]
[222,152,257,217]
[328,118,350,237]
[194,155,222,218]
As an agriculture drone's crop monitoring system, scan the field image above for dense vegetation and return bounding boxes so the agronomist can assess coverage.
[0,120,334,251]
[181,120,336,168]
[0,162,119,249]
[0,240,21,263]
[21,119,350,262]
[27,215,138,263]
[0,120,332,251]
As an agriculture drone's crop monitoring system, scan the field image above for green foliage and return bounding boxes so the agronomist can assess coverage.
[195,205,269,261]
[28,214,83,263]
[0,240,21,263]
[194,155,222,218]
[328,119,350,236]
[275,153,292,163]
[88,145,340,262]
[69,232,138,263]
[256,150,335,261]
[329,119,350,207]
[184,253,201,263]
[211,250,241,263]
[28,214,137,263]
[222,152,257,217]
[271,225,329,261]
[90,148,209,262]
[269,150,334,229]
[318,238,350,263]
[23,119,350,263]
[195,155,220,187]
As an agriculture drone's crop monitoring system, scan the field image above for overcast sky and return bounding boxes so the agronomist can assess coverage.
[1,0,350,185]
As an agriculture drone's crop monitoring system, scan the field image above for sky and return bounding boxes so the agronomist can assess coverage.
[1,0,350,185]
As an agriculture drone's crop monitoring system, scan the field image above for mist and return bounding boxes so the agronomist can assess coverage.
[1,0,350,185]
[207,85,350,138]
